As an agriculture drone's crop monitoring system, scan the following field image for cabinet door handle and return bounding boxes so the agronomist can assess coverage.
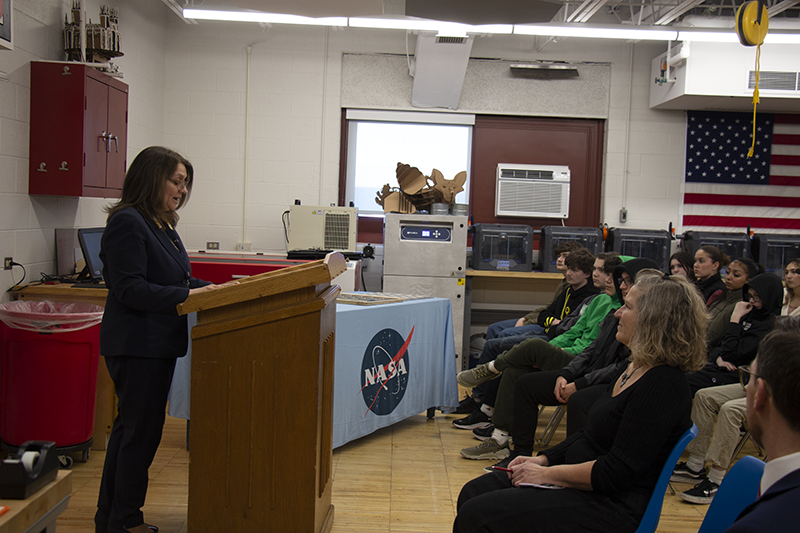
[37,163,47,172]
[109,134,119,153]
[100,131,109,152]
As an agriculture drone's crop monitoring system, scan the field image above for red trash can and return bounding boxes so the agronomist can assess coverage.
[0,301,104,465]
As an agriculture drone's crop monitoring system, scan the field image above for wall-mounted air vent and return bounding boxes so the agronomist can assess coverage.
[435,36,467,44]
[495,164,570,218]
[748,71,799,91]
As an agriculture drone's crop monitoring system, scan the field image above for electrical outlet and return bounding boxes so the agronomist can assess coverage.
[236,242,251,252]
[4,257,12,270]
[619,208,628,223]
[206,242,220,250]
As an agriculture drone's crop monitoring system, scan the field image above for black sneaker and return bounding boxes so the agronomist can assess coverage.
[473,425,494,441]
[670,461,706,483]
[679,478,719,505]
[452,409,491,430]
[454,395,482,415]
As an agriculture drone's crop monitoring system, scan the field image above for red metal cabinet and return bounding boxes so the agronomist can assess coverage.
[28,61,128,198]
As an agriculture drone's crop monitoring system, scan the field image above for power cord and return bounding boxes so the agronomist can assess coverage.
[282,210,290,254]
[4,260,27,292]
[360,244,375,292]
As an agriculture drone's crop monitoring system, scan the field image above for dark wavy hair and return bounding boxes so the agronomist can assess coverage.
[105,146,193,227]
[669,251,695,280]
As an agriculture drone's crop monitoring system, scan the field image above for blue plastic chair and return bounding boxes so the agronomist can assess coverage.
[634,423,699,533]
[696,455,765,533]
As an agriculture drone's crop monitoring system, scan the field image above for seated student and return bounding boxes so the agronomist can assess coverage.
[455,242,584,415]
[782,260,800,317]
[453,250,602,426]
[707,258,762,349]
[669,251,696,281]
[674,310,800,505]
[724,317,800,533]
[671,383,746,504]
[693,245,730,306]
[484,241,585,340]
[688,272,784,395]
[453,274,708,533]
[455,259,657,459]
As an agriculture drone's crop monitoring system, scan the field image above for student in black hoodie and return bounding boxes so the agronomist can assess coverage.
[692,245,730,306]
[687,272,784,395]
[535,249,600,336]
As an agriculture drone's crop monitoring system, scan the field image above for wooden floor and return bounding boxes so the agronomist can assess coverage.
[54,400,761,533]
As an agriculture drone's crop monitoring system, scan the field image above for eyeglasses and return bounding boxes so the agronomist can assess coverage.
[618,277,632,287]
[747,292,761,303]
[170,179,189,190]
[738,365,760,390]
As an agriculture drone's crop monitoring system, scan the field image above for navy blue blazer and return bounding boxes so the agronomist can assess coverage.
[99,207,210,359]
[725,467,800,532]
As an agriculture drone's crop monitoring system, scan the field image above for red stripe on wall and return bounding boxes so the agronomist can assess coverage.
[682,215,800,229]
[683,193,800,207]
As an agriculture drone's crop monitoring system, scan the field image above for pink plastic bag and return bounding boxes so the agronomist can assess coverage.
[0,300,104,332]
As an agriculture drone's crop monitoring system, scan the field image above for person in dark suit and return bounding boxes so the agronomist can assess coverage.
[95,146,225,533]
[725,316,800,532]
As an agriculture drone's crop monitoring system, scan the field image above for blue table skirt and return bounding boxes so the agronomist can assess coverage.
[168,297,459,449]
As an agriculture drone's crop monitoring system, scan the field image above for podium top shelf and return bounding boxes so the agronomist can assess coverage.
[177,252,347,315]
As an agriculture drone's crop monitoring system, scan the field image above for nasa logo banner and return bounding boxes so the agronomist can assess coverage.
[359,326,413,416]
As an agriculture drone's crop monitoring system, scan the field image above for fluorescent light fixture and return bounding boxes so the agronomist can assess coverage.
[513,24,678,41]
[763,32,800,44]
[348,16,448,31]
[348,17,512,35]
[676,30,740,42]
[183,7,347,26]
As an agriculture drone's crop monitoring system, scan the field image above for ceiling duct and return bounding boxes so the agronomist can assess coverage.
[510,63,580,79]
[411,32,474,110]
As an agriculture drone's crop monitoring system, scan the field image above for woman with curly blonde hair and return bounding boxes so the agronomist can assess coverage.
[453,274,708,533]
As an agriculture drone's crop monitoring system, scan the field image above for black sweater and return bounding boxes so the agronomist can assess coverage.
[695,273,726,306]
[543,364,692,497]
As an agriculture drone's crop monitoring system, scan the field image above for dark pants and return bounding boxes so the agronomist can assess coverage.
[511,371,609,455]
[97,356,177,533]
[453,470,644,533]
[473,333,546,401]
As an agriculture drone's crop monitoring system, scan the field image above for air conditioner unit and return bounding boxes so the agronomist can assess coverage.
[495,164,570,218]
[288,205,358,252]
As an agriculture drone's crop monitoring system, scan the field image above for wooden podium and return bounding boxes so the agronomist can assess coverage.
[177,253,346,533]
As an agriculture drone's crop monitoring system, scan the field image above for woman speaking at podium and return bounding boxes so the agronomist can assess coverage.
[95,147,222,533]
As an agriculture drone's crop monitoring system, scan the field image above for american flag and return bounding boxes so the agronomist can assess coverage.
[682,111,800,233]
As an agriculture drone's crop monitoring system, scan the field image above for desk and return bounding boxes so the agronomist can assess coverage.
[168,297,459,449]
[0,470,71,533]
[332,297,458,448]
[463,269,563,368]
